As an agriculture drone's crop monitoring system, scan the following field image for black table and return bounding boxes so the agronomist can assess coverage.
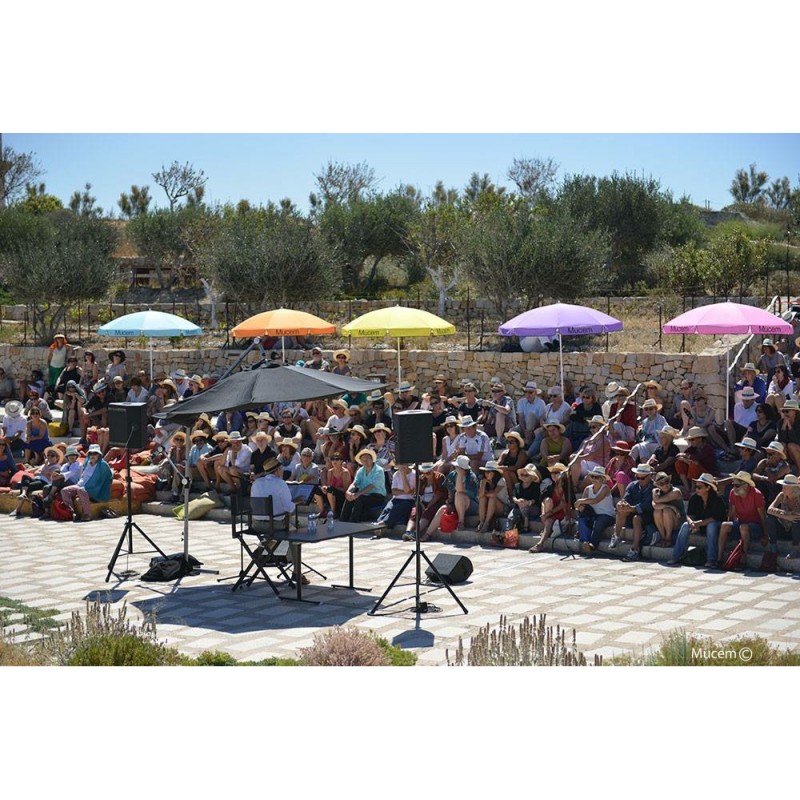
[259,520,378,604]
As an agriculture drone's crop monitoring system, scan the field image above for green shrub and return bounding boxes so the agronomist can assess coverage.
[375,637,418,666]
[611,629,800,666]
[66,634,184,666]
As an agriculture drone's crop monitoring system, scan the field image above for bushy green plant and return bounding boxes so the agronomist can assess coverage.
[66,633,184,666]
[34,599,160,666]
[610,629,800,666]
[375,637,418,666]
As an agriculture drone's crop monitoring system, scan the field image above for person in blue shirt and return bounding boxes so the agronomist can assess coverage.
[339,449,387,523]
[60,444,113,522]
[613,463,656,561]
[733,362,767,405]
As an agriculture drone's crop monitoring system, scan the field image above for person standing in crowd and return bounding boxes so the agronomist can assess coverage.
[46,334,73,395]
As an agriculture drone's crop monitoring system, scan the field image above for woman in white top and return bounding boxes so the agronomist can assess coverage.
[575,466,616,554]
[126,376,149,403]
[437,415,461,472]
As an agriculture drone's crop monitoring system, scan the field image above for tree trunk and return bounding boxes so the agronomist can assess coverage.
[200,278,218,328]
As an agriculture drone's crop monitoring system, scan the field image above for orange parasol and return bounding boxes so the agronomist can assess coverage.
[232,308,336,361]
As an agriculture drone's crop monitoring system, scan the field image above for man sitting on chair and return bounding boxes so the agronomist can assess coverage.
[251,456,295,532]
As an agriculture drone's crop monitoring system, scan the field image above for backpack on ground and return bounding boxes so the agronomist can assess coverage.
[723,540,745,570]
[682,545,707,567]
[51,497,74,522]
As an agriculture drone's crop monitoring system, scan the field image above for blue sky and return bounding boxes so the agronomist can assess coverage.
[5,133,800,215]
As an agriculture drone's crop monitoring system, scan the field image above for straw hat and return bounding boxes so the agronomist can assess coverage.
[197,413,211,424]
[640,398,662,411]
[587,465,608,480]
[257,411,274,422]
[544,419,565,433]
[761,339,776,351]
[160,379,178,394]
[418,462,436,473]
[171,431,187,444]
[783,399,800,412]
[349,424,367,438]
[397,381,415,393]
[548,462,569,474]
[686,426,708,439]
[605,381,620,398]
[765,441,786,456]
[741,362,757,373]
[190,430,209,441]
[355,448,376,465]
[4,401,22,418]
[212,431,230,442]
[611,440,631,453]
[251,430,271,443]
[694,473,717,489]
[189,375,204,387]
[504,431,525,447]
[778,474,800,488]
[517,463,541,482]
[370,422,392,435]
[334,350,350,362]
[631,463,654,476]
[44,446,64,464]
[332,399,349,410]
[523,381,540,393]
[654,471,672,485]
[443,415,459,427]
[615,385,630,397]
[734,436,759,450]
[261,457,282,474]
[658,426,680,439]
[730,470,755,488]
[65,446,80,457]
[227,431,246,441]
[644,380,662,391]
[479,460,503,473]
[277,437,298,451]
[454,455,471,471]
[458,416,478,428]
[740,386,757,400]
[87,444,103,456]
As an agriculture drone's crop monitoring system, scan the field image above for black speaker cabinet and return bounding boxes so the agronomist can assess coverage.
[425,553,474,584]
[393,410,434,464]
[108,402,149,449]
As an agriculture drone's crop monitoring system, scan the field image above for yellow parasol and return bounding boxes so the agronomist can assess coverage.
[341,305,456,383]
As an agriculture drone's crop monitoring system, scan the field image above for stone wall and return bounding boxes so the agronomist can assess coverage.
[1,339,743,422]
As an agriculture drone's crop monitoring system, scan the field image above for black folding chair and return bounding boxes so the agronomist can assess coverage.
[223,494,293,594]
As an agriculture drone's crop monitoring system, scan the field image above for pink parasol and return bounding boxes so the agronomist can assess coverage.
[662,301,793,409]
[662,301,792,336]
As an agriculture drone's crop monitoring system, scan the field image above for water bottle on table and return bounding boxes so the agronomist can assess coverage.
[326,510,334,534]
[308,512,317,534]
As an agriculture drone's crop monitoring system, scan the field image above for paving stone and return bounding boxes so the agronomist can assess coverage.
[3,513,800,665]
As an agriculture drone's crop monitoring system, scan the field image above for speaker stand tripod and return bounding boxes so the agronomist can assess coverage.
[369,463,468,616]
[106,442,167,582]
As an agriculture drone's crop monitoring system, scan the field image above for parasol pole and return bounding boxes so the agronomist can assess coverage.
[397,337,402,384]
[282,335,286,364]
[559,331,564,395]
[149,337,154,382]
[183,423,190,559]
[726,348,730,421]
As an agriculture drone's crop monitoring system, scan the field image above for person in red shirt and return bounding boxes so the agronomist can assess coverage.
[609,386,637,443]
[717,470,768,567]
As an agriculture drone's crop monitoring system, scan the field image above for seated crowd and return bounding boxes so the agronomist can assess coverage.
[1,337,799,569]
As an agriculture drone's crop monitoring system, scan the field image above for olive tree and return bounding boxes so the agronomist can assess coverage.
[0,209,118,343]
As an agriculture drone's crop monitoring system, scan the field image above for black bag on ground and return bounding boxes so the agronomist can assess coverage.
[140,553,202,582]
[682,545,707,567]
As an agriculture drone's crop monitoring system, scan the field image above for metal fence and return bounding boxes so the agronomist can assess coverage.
[0,293,789,353]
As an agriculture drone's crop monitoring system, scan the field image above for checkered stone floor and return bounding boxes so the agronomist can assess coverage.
[2,513,800,665]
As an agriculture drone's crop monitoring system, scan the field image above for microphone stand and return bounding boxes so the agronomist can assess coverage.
[106,429,167,581]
